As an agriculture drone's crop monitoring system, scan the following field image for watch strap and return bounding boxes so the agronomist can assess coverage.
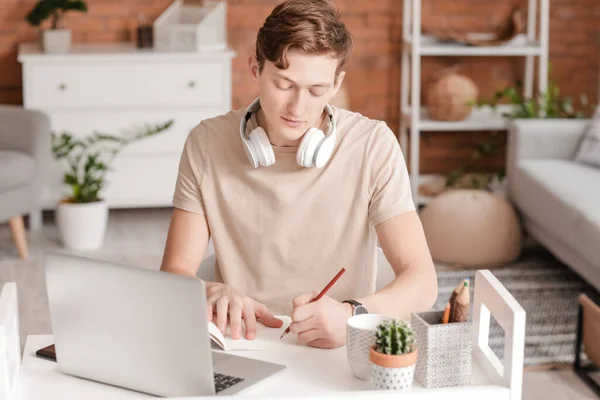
[342,299,362,307]
[343,299,367,315]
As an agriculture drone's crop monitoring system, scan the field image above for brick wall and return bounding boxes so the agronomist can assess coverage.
[1,0,599,174]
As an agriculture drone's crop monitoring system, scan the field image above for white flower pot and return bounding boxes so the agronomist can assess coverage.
[42,29,71,54]
[370,347,417,390]
[56,200,108,251]
[372,364,416,390]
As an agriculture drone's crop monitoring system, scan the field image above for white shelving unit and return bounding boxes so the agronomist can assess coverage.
[399,0,550,206]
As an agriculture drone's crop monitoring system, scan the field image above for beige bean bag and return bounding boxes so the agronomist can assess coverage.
[420,189,522,267]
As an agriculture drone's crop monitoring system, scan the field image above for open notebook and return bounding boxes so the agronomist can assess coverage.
[209,315,295,351]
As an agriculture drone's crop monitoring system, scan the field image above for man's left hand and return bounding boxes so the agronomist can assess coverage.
[288,292,352,349]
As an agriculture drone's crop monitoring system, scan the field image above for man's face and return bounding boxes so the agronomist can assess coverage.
[249,50,345,146]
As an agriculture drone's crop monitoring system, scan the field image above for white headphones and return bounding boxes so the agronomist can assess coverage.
[239,97,337,169]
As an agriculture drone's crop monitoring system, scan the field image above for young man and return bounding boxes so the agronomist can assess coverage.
[160,0,437,349]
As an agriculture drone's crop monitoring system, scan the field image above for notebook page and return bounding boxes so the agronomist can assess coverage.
[210,315,295,351]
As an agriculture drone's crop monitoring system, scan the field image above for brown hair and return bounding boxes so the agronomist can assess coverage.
[255,0,353,76]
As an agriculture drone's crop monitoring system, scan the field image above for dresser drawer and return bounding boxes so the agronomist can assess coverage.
[27,60,227,109]
[48,108,224,156]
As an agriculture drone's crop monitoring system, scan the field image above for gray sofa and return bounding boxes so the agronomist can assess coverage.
[0,105,51,258]
[507,119,600,291]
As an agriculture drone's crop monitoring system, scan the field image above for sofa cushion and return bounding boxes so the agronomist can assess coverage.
[512,159,600,268]
[0,150,36,190]
[574,107,600,168]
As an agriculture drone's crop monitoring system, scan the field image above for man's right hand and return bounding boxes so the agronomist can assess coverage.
[205,282,283,340]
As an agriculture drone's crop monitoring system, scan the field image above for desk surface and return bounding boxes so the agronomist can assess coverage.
[16,335,512,400]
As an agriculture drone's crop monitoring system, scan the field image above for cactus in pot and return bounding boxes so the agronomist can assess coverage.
[369,319,418,390]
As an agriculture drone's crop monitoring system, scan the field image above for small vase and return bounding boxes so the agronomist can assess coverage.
[370,346,417,390]
[42,29,71,54]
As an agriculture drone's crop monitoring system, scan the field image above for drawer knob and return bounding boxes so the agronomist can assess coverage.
[188,80,196,88]
[58,83,67,91]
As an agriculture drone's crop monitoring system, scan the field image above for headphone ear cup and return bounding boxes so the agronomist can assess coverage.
[249,127,275,167]
[241,133,259,168]
[297,128,325,167]
[313,135,335,168]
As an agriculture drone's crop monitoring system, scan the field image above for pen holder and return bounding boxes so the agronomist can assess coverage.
[410,310,472,388]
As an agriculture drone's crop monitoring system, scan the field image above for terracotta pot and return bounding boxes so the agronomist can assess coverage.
[370,346,418,390]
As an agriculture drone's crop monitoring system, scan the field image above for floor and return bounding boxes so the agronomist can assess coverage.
[0,208,598,400]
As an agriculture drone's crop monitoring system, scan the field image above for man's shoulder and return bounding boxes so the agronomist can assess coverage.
[333,107,396,145]
[186,107,245,143]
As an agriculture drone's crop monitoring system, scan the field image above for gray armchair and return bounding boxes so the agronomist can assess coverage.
[0,105,51,259]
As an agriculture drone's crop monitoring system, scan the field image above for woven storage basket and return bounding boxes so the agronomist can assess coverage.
[426,68,479,122]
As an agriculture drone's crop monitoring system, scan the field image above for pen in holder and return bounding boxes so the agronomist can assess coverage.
[411,279,472,388]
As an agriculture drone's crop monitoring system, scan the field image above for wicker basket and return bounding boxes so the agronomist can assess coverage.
[425,68,479,122]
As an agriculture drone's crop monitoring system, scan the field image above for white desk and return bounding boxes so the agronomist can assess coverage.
[9,271,524,400]
[16,334,511,400]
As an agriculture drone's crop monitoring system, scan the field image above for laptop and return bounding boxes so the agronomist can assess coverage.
[42,251,286,397]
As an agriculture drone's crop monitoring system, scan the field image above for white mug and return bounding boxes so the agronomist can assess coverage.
[346,314,393,380]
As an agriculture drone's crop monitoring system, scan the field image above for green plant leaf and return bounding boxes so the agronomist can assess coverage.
[470,62,594,120]
[26,0,88,28]
[51,119,173,203]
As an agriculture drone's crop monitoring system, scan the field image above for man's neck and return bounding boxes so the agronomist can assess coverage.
[256,108,326,148]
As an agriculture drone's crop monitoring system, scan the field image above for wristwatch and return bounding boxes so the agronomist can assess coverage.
[343,300,368,316]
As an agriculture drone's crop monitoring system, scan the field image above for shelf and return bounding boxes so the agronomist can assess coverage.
[403,34,542,57]
[402,105,513,132]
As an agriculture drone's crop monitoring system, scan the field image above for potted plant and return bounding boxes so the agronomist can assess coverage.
[472,79,595,120]
[51,120,173,251]
[25,0,88,54]
[369,319,418,390]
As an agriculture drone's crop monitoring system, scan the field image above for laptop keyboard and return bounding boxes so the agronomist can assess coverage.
[214,372,244,393]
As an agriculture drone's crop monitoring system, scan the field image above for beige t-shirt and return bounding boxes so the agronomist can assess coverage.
[173,106,415,316]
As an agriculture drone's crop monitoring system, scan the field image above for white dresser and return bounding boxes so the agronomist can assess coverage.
[18,43,235,223]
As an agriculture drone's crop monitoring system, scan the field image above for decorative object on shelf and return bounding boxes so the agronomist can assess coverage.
[418,132,506,198]
[51,120,173,251]
[423,5,525,47]
[154,0,227,52]
[418,175,447,198]
[419,189,522,267]
[445,132,505,192]
[136,14,153,49]
[369,319,418,390]
[25,0,88,54]
[472,65,596,119]
[411,307,472,388]
[418,173,506,199]
[425,65,479,122]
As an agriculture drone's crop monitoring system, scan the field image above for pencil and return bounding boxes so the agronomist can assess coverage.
[280,267,346,339]
[442,302,450,324]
